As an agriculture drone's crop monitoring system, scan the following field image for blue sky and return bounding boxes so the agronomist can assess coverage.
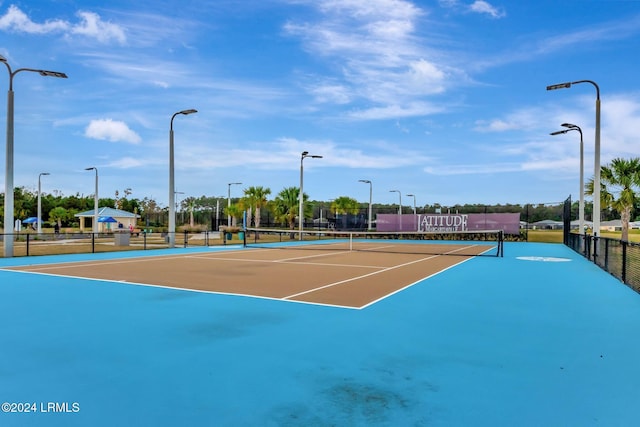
[0,0,639,209]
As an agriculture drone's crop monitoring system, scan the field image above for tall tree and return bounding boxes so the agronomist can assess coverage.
[243,186,271,228]
[272,187,307,233]
[49,207,68,229]
[586,157,640,241]
[331,196,360,216]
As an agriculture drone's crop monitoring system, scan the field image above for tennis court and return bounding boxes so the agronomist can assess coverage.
[5,234,498,309]
[1,237,640,426]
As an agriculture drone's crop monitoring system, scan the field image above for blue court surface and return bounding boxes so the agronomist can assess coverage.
[1,242,639,426]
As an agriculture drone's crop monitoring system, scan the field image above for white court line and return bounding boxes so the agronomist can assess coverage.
[359,255,477,309]
[4,268,362,310]
[186,254,385,269]
[283,244,475,300]
[2,248,250,271]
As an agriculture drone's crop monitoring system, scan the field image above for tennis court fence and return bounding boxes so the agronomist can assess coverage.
[243,227,504,257]
[566,233,640,293]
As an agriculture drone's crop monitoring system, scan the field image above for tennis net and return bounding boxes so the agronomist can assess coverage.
[243,228,504,257]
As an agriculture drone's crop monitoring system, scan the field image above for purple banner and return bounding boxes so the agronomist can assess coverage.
[376,213,520,235]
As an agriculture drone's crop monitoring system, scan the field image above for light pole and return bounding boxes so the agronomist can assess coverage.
[299,151,322,239]
[358,179,373,231]
[1,55,67,257]
[550,123,584,235]
[547,80,600,248]
[85,167,98,233]
[175,191,185,227]
[406,194,417,215]
[389,190,402,231]
[227,182,242,227]
[169,109,197,248]
[37,172,50,234]
[407,193,417,231]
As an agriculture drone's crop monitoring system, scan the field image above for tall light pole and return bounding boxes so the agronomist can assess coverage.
[389,190,402,231]
[547,80,601,248]
[1,55,67,257]
[550,123,584,235]
[407,193,417,231]
[169,109,197,248]
[37,172,50,234]
[299,151,322,239]
[358,179,373,231]
[227,182,242,227]
[85,167,98,233]
[406,194,417,215]
[175,191,185,227]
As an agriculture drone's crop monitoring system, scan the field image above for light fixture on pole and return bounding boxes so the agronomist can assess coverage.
[547,80,600,257]
[169,109,197,248]
[550,123,584,235]
[1,55,67,257]
[227,182,242,227]
[406,194,417,215]
[358,179,373,231]
[389,190,402,231]
[85,167,98,233]
[299,151,322,240]
[37,172,50,234]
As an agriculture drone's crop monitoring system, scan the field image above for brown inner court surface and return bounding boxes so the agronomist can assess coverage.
[5,242,493,308]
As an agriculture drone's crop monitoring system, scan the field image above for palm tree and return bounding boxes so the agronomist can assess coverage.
[331,196,360,217]
[225,203,243,228]
[272,187,308,237]
[586,157,640,242]
[180,196,198,227]
[243,186,271,228]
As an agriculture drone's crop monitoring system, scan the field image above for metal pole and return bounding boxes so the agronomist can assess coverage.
[546,80,600,257]
[168,109,197,248]
[594,93,601,255]
[299,153,305,240]
[1,57,67,257]
[368,182,372,231]
[299,152,322,240]
[227,182,242,227]
[169,126,175,247]
[5,89,14,255]
[37,174,49,234]
[94,169,98,233]
[85,167,98,233]
[359,179,373,231]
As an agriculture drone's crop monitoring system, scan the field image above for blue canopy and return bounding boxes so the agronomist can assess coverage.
[22,217,39,224]
[98,216,117,223]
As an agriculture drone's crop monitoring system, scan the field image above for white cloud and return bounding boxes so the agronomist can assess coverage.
[310,83,352,104]
[348,102,444,120]
[71,11,126,44]
[84,119,141,144]
[438,0,505,19]
[283,0,464,119]
[473,108,546,132]
[0,5,126,44]
[106,157,144,169]
[0,5,68,33]
[469,1,505,19]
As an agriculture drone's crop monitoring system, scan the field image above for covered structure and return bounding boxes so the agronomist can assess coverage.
[74,207,140,232]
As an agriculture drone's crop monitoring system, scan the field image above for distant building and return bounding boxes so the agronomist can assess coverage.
[530,219,564,230]
[74,207,140,232]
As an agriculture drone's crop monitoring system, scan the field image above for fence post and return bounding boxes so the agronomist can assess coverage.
[622,241,627,284]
